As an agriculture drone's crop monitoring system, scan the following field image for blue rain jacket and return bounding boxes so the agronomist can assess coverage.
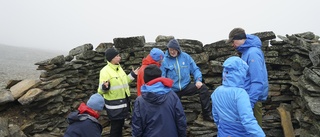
[236,34,269,107]
[211,56,265,137]
[160,50,202,92]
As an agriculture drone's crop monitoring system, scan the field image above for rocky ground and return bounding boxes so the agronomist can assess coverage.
[0,44,67,136]
[0,44,65,88]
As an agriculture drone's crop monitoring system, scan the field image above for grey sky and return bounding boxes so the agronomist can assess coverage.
[1,0,319,52]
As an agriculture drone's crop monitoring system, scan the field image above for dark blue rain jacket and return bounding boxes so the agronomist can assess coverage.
[64,103,102,137]
[132,77,187,137]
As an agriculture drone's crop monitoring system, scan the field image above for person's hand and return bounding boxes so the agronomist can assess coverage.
[132,67,140,75]
[195,81,203,89]
[103,81,109,88]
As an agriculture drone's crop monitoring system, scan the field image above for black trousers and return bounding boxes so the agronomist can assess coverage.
[175,83,212,117]
[110,119,125,137]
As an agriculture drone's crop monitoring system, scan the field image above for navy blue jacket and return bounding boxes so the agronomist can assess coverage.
[64,103,102,137]
[132,77,187,137]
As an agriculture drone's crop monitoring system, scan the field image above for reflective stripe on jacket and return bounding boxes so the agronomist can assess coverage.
[97,62,133,120]
[97,62,132,100]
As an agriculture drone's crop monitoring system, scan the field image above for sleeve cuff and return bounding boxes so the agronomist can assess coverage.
[130,71,137,79]
[101,83,110,91]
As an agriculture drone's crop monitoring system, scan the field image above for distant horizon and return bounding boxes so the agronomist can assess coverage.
[0,42,62,88]
[1,0,319,52]
[1,30,319,53]
[0,43,67,55]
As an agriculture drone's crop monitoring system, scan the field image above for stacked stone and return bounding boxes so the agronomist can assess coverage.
[33,43,107,135]
[0,43,109,136]
[275,32,320,137]
[1,32,320,137]
[258,32,320,137]
[261,34,299,136]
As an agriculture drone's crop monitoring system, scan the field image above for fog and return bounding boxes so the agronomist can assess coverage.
[0,0,319,52]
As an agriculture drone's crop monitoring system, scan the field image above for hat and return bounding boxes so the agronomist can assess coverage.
[167,39,181,53]
[226,28,247,44]
[150,48,164,62]
[144,64,162,83]
[87,93,105,111]
[105,48,119,62]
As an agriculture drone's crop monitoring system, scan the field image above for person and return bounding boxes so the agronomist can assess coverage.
[64,93,105,137]
[97,47,139,137]
[160,39,213,121]
[226,28,269,126]
[132,64,187,137]
[136,48,165,96]
[211,56,265,137]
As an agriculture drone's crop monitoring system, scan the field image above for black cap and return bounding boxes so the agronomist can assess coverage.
[226,28,246,44]
[144,64,162,83]
[105,48,119,62]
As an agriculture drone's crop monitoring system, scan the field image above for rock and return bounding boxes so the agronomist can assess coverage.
[18,88,43,105]
[35,55,65,66]
[10,79,41,99]
[113,36,145,49]
[69,43,93,56]
[0,90,15,105]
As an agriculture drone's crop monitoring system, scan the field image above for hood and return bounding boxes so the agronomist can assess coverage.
[222,56,248,88]
[77,103,100,118]
[166,39,182,56]
[66,111,99,125]
[66,111,80,124]
[140,77,173,105]
[142,55,161,67]
[236,34,262,53]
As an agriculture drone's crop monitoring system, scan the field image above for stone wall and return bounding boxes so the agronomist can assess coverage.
[0,31,320,137]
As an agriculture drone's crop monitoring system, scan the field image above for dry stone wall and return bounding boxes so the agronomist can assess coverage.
[0,32,320,137]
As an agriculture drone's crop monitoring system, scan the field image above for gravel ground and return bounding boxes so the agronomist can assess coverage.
[0,44,65,88]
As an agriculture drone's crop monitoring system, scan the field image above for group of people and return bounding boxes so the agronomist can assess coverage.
[64,27,269,137]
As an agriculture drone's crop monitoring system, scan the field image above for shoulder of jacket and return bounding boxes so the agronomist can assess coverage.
[78,114,99,123]
[180,52,192,58]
